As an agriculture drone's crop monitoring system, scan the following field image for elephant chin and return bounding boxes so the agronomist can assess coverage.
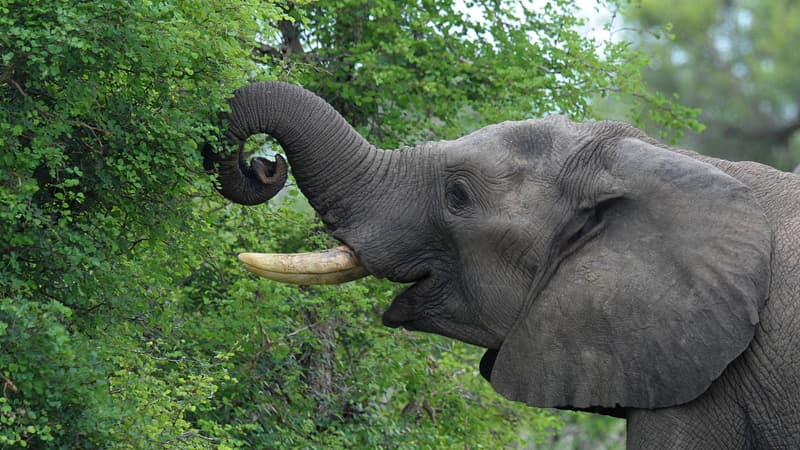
[237,246,368,285]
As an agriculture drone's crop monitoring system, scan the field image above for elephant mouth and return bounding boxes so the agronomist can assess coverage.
[239,244,432,328]
[237,245,369,285]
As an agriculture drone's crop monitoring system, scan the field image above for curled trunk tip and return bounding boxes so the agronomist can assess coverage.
[203,140,288,205]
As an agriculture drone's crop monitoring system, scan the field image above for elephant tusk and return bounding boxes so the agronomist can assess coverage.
[238,245,368,285]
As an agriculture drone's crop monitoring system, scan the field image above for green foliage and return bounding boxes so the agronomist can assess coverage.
[1,0,284,446]
[263,0,700,146]
[530,412,625,449]
[1,0,698,447]
[0,298,108,447]
[621,0,800,167]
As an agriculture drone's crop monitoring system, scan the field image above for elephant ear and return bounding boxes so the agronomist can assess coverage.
[486,137,772,410]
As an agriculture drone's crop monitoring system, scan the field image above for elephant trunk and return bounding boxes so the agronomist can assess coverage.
[204,81,388,284]
[203,81,382,217]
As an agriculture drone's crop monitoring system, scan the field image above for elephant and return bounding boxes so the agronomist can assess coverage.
[203,81,800,448]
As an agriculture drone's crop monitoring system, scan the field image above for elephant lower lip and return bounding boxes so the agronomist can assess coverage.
[381,303,415,328]
[382,316,413,329]
[383,318,420,333]
[382,309,419,329]
[381,278,430,327]
[382,268,437,331]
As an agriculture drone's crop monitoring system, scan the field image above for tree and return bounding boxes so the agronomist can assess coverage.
[1,0,697,447]
[259,0,700,147]
[621,0,800,168]
[1,0,285,446]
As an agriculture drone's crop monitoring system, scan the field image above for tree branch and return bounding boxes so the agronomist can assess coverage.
[722,116,800,146]
[278,19,304,57]
[0,63,13,85]
[2,375,18,395]
[252,18,305,62]
[252,42,283,60]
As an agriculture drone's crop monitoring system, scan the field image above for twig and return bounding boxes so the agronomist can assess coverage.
[178,430,216,442]
[0,63,13,84]
[286,323,315,337]
[2,375,17,395]
[10,78,26,97]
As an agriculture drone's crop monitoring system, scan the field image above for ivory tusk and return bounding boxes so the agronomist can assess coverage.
[238,245,368,285]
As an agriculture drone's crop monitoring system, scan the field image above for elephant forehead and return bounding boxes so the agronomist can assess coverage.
[440,148,522,185]
[434,119,591,183]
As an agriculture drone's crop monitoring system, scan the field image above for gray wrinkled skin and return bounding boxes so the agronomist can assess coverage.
[210,83,800,449]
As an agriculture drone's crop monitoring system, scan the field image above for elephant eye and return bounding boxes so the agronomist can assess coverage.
[446,179,472,213]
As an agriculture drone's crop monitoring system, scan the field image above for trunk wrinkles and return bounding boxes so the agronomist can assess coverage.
[205,81,383,222]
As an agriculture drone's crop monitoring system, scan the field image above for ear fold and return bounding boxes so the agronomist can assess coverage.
[486,137,771,410]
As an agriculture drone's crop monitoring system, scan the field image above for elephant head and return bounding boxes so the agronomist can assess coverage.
[205,82,772,413]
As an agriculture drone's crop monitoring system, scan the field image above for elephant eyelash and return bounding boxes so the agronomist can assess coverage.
[444,168,499,215]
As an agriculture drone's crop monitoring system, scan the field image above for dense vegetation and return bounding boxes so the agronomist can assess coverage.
[2,0,703,447]
[621,0,800,168]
